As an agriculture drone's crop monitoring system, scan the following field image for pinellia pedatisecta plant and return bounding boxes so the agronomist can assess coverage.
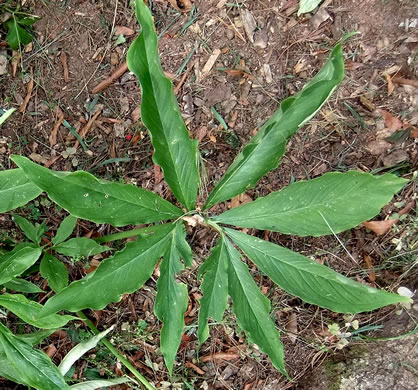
[0,0,412,388]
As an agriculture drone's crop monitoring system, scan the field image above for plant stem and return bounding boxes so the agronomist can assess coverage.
[77,311,156,390]
[94,224,168,243]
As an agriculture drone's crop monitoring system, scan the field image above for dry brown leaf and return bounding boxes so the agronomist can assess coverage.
[154,164,163,185]
[114,26,135,36]
[377,109,404,132]
[196,126,208,142]
[385,73,395,95]
[286,312,298,344]
[29,153,48,165]
[363,220,396,235]
[230,193,252,208]
[224,69,247,78]
[45,344,57,358]
[294,59,306,74]
[365,140,392,156]
[240,9,257,44]
[131,106,141,123]
[168,0,193,13]
[310,7,332,30]
[363,200,415,235]
[382,149,408,167]
[363,255,376,285]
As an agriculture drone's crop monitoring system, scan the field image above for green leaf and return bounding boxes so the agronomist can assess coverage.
[41,224,175,316]
[12,155,183,227]
[17,17,38,26]
[5,18,33,50]
[0,294,76,329]
[223,235,287,375]
[59,326,114,376]
[0,107,16,126]
[154,224,189,374]
[52,215,78,245]
[54,238,110,258]
[17,329,56,346]
[0,336,29,385]
[0,323,70,390]
[13,215,46,245]
[225,228,411,313]
[215,171,407,237]
[127,0,199,210]
[298,0,323,16]
[3,278,43,293]
[0,168,42,213]
[70,377,132,389]
[204,43,344,210]
[0,243,42,285]
[197,238,229,346]
[40,253,69,293]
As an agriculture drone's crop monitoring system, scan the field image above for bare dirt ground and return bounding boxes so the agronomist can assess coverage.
[0,0,417,389]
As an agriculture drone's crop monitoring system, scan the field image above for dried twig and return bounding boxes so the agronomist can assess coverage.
[91,62,129,94]
[11,50,21,78]
[19,68,34,113]
[174,58,198,95]
[61,51,69,82]
[49,107,65,147]
[185,361,205,375]
[200,352,240,362]
[92,61,178,95]
[392,75,418,89]
[74,109,102,149]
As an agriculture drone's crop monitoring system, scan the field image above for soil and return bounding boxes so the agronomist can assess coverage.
[0,0,417,389]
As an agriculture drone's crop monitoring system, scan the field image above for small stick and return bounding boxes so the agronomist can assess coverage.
[19,68,34,113]
[61,51,69,82]
[185,361,205,375]
[91,61,178,95]
[219,16,246,43]
[200,352,240,362]
[49,107,65,146]
[392,75,418,89]
[174,58,198,95]
[11,50,21,78]
[91,62,129,94]
[74,109,102,149]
